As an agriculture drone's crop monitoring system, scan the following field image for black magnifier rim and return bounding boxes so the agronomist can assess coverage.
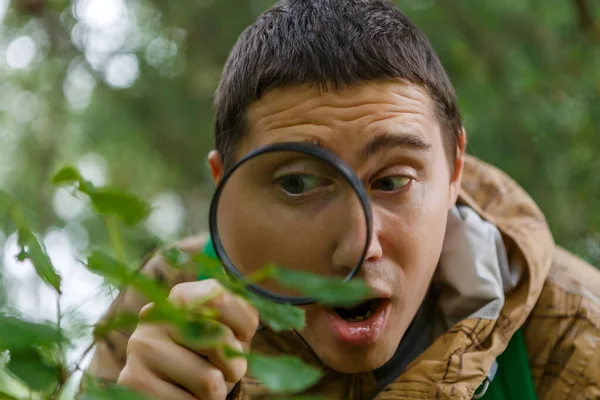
[208,142,373,305]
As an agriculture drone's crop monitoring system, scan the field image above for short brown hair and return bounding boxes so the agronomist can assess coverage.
[214,0,462,167]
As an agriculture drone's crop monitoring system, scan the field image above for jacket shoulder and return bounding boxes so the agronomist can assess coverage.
[524,246,600,399]
[548,246,600,304]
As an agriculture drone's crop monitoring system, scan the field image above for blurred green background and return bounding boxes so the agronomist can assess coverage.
[2,0,600,262]
[0,0,599,392]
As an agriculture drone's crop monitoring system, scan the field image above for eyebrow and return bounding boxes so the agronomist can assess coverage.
[301,132,432,159]
[362,132,432,159]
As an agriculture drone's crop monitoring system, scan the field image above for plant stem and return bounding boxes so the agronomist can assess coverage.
[245,264,278,284]
[54,341,96,400]
[51,294,65,400]
[105,216,126,264]
[56,295,64,365]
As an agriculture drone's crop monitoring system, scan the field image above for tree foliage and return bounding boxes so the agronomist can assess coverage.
[0,0,598,398]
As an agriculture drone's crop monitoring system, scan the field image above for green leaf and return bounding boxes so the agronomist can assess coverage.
[157,250,306,332]
[93,302,211,344]
[86,250,168,301]
[0,390,21,400]
[0,190,16,211]
[271,267,373,306]
[222,349,323,397]
[222,345,245,359]
[51,166,83,185]
[187,255,305,332]
[247,353,321,394]
[16,228,61,293]
[178,319,226,348]
[77,382,151,400]
[53,166,150,225]
[245,293,305,332]
[51,166,97,198]
[93,312,139,339]
[89,188,151,226]
[48,0,71,11]
[0,313,65,351]
[6,349,60,392]
[161,247,190,268]
[193,253,231,283]
[86,250,129,282]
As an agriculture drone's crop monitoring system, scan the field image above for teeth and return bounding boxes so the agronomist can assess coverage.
[342,300,379,322]
[348,312,373,322]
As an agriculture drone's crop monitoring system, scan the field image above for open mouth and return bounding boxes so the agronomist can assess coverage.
[334,298,382,322]
[326,297,389,345]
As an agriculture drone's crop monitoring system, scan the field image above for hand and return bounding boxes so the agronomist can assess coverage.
[117,279,259,400]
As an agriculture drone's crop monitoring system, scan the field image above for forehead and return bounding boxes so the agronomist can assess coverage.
[240,80,443,162]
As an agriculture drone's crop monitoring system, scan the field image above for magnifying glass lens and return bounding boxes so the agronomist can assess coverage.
[212,147,370,302]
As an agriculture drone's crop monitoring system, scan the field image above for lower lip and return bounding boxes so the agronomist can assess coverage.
[325,299,390,346]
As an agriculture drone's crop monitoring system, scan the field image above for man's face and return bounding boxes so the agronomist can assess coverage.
[209,80,464,373]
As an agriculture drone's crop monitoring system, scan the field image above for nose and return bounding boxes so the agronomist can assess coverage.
[363,224,383,263]
[331,198,382,275]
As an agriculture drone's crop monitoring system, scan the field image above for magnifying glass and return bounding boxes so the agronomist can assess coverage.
[209,142,372,305]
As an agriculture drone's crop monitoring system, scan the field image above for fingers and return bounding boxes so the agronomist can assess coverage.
[119,279,257,400]
[166,322,247,383]
[124,325,229,400]
[118,364,196,400]
[168,280,259,342]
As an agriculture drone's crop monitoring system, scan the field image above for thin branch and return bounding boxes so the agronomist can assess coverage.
[571,0,600,42]
[60,285,108,320]
[72,342,97,373]
[54,341,97,399]
[573,0,594,29]
[50,295,66,400]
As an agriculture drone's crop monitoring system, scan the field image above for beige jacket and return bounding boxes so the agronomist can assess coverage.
[83,155,600,399]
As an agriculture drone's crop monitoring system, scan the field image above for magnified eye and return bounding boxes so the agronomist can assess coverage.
[372,176,411,192]
[275,174,325,195]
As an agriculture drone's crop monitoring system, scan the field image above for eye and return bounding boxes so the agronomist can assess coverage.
[371,176,411,192]
[275,174,324,195]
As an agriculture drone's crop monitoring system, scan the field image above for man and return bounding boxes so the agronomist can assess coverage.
[83,0,600,399]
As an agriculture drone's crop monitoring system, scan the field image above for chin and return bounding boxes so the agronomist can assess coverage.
[300,299,406,373]
[317,343,398,373]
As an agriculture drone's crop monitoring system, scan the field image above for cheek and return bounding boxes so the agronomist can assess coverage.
[380,180,450,280]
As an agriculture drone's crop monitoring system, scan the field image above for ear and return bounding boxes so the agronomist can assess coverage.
[207,150,224,185]
[448,127,467,209]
